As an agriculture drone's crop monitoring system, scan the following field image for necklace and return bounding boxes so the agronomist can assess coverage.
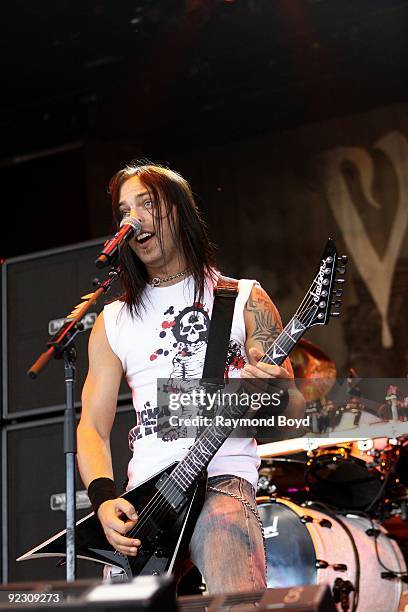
[149,269,188,287]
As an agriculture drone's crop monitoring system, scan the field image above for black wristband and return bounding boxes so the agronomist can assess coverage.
[87,477,117,515]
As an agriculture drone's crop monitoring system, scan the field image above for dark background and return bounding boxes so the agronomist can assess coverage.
[1,0,407,252]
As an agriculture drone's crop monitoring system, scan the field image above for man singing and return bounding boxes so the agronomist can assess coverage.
[77,162,304,593]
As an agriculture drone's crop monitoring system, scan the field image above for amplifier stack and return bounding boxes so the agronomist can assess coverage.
[1,239,132,583]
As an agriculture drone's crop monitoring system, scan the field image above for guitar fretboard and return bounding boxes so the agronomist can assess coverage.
[260,316,306,366]
[170,397,249,492]
[168,315,309,493]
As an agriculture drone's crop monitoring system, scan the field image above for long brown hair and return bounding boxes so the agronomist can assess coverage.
[108,161,217,317]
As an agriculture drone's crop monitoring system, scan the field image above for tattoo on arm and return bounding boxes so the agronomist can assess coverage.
[245,286,282,354]
[251,310,281,354]
[245,285,294,376]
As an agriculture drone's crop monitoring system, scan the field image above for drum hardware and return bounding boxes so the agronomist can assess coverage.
[381,571,408,581]
[256,458,309,503]
[394,438,408,488]
[365,527,381,537]
[356,439,373,452]
[257,472,277,496]
[400,499,408,520]
[368,518,408,583]
[301,514,314,524]
[300,514,333,529]
[303,439,321,452]
[316,560,348,572]
[333,564,348,572]
[313,507,361,612]
[332,578,355,612]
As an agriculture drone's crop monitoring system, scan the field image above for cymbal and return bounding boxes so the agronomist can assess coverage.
[258,422,408,457]
[291,338,336,401]
[258,437,362,458]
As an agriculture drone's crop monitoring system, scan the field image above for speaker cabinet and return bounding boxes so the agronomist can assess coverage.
[2,239,130,418]
[2,407,136,582]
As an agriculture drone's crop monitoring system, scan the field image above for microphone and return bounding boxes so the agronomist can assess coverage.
[95,216,142,268]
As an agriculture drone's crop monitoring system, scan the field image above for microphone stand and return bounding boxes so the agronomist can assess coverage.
[27,264,122,582]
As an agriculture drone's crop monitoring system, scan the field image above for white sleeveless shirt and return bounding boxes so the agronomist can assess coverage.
[103,274,260,489]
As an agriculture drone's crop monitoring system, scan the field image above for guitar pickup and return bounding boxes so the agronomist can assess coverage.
[155,473,187,512]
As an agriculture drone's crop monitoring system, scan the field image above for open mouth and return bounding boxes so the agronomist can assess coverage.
[136,231,155,245]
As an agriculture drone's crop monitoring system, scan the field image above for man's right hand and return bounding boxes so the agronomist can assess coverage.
[97,498,141,556]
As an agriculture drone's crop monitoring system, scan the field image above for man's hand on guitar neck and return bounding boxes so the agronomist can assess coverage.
[241,347,292,416]
[243,346,292,381]
[243,284,305,424]
[97,498,141,557]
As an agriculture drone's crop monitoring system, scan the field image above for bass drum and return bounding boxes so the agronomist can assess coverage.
[258,498,406,612]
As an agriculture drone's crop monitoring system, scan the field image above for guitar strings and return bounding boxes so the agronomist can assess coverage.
[262,258,336,364]
[125,348,288,537]
[122,281,328,550]
[124,424,228,543]
[124,404,248,545]
[123,288,322,548]
[120,259,335,557]
[260,269,324,364]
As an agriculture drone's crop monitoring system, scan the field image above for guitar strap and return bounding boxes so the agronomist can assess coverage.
[201,275,239,382]
[170,276,240,571]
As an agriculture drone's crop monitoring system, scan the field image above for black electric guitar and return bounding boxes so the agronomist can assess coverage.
[18,238,347,578]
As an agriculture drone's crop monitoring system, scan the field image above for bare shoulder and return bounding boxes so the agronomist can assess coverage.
[245,283,277,313]
[89,312,116,354]
[88,311,108,348]
[86,312,123,382]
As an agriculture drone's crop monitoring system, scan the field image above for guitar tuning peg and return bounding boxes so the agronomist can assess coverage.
[336,266,346,274]
[334,288,343,297]
[330,312,341,317]
[335,277,345,284]
[93,278,102,288]
[340,255,348,264]
[332,300,342,308]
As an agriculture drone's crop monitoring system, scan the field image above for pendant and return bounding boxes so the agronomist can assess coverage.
[150,277,161,287]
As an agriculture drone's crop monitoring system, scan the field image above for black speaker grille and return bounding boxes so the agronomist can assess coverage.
[3,240,129,417]
[5,408,135,582]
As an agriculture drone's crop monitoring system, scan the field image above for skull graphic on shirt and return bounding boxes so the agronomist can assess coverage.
[170,306,210,378]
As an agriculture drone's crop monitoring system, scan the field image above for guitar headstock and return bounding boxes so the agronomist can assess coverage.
[296,238,347,329]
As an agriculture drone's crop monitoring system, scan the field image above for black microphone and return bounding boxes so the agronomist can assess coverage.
[95,216,142,268]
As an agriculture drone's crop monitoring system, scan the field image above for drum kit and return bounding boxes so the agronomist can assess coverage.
[256,341,408,612]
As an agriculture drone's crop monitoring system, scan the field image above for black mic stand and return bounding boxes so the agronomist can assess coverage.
[27,265,121,582]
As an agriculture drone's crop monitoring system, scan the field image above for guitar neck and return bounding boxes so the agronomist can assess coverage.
[169,315,306,493]
[168,239,345,494]
[170,398,250,492]
[260,315,307,366]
